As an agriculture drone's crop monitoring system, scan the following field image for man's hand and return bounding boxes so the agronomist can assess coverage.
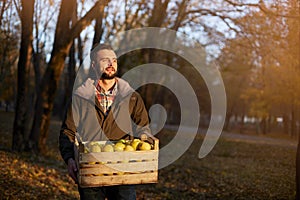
[67,158,78,183]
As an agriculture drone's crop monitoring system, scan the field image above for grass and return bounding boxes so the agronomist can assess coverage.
[0,111,297,199]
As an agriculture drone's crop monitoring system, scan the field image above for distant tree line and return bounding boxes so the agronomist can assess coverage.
[0,0,298,153]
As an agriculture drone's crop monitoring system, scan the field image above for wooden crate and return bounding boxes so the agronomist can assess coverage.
[74,135,159,188]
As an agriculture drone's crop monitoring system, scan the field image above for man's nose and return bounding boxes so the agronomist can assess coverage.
[107,59,113,66]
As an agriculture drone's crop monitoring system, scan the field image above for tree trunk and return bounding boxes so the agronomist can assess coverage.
[224,112,232,131]
[291,108,296,138]
[297,140,300,200]
[239,114,245,134]
[283,114,289,134]
[260,117,267,135]
[63,40,76,118]
[148,0,170,27]
[267,115,271,133]
[295,7,300,199]
[63,1,78,118]
[92,7,105,47]
[29,0,109,153]
[12,0,34,152]
[29,0,77,153]
[140,0,170,108]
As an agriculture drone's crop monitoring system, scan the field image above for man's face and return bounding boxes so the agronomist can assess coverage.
[93,49,118,79]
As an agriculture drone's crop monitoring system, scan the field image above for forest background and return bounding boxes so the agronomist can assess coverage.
[0,0,299,199]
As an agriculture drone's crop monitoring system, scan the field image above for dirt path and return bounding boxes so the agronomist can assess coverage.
[221,131,297,149]
[164,124,297,149]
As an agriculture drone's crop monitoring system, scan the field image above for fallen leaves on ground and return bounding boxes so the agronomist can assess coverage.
[0,150,79,200]
[0,111,297,199]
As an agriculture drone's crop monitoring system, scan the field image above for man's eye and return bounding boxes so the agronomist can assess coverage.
[101,58,109,62]
[99,58,117,63]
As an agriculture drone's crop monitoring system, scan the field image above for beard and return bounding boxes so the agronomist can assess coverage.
[101,71,117,80]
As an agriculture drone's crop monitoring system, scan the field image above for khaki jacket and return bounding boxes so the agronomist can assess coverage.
[59,78,151,163]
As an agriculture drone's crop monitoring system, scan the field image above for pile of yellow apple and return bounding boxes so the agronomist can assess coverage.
[84,139,153,153]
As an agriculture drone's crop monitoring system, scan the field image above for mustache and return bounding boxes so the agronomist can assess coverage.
[101,71,117,79]
[105,66,115,70]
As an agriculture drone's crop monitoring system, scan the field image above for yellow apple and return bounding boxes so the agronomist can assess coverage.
[102,144,114,152]
[91,144,101,152]
[124,145,135,151]
[138,141,151,151]
[131,140,140,150]
[114,142,125,152]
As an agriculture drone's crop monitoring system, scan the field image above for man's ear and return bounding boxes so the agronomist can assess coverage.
[90,62,99,80]
[91,61,98,73]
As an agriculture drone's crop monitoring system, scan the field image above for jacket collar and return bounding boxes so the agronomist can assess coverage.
[73,77,135,102]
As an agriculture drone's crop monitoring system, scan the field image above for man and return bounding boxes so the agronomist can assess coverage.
[59,43,151,200]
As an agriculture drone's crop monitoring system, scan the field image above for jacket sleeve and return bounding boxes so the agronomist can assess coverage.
[130,92,152,137]
[59,100,76,164]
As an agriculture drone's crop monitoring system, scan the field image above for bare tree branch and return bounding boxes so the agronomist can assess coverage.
[70,0,109,43]
[224,0,300,18]
[0,0,7,27]
[12,0,21,18]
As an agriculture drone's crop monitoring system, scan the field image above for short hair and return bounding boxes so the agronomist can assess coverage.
[90,43,114,61]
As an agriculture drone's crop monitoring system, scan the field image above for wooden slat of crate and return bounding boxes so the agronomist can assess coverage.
[80,160,158,174]
[79,171,158,187]
[79,150,158,163]
[75,135,159,187]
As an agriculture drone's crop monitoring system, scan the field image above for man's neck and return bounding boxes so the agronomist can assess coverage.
[98,78,116,92]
